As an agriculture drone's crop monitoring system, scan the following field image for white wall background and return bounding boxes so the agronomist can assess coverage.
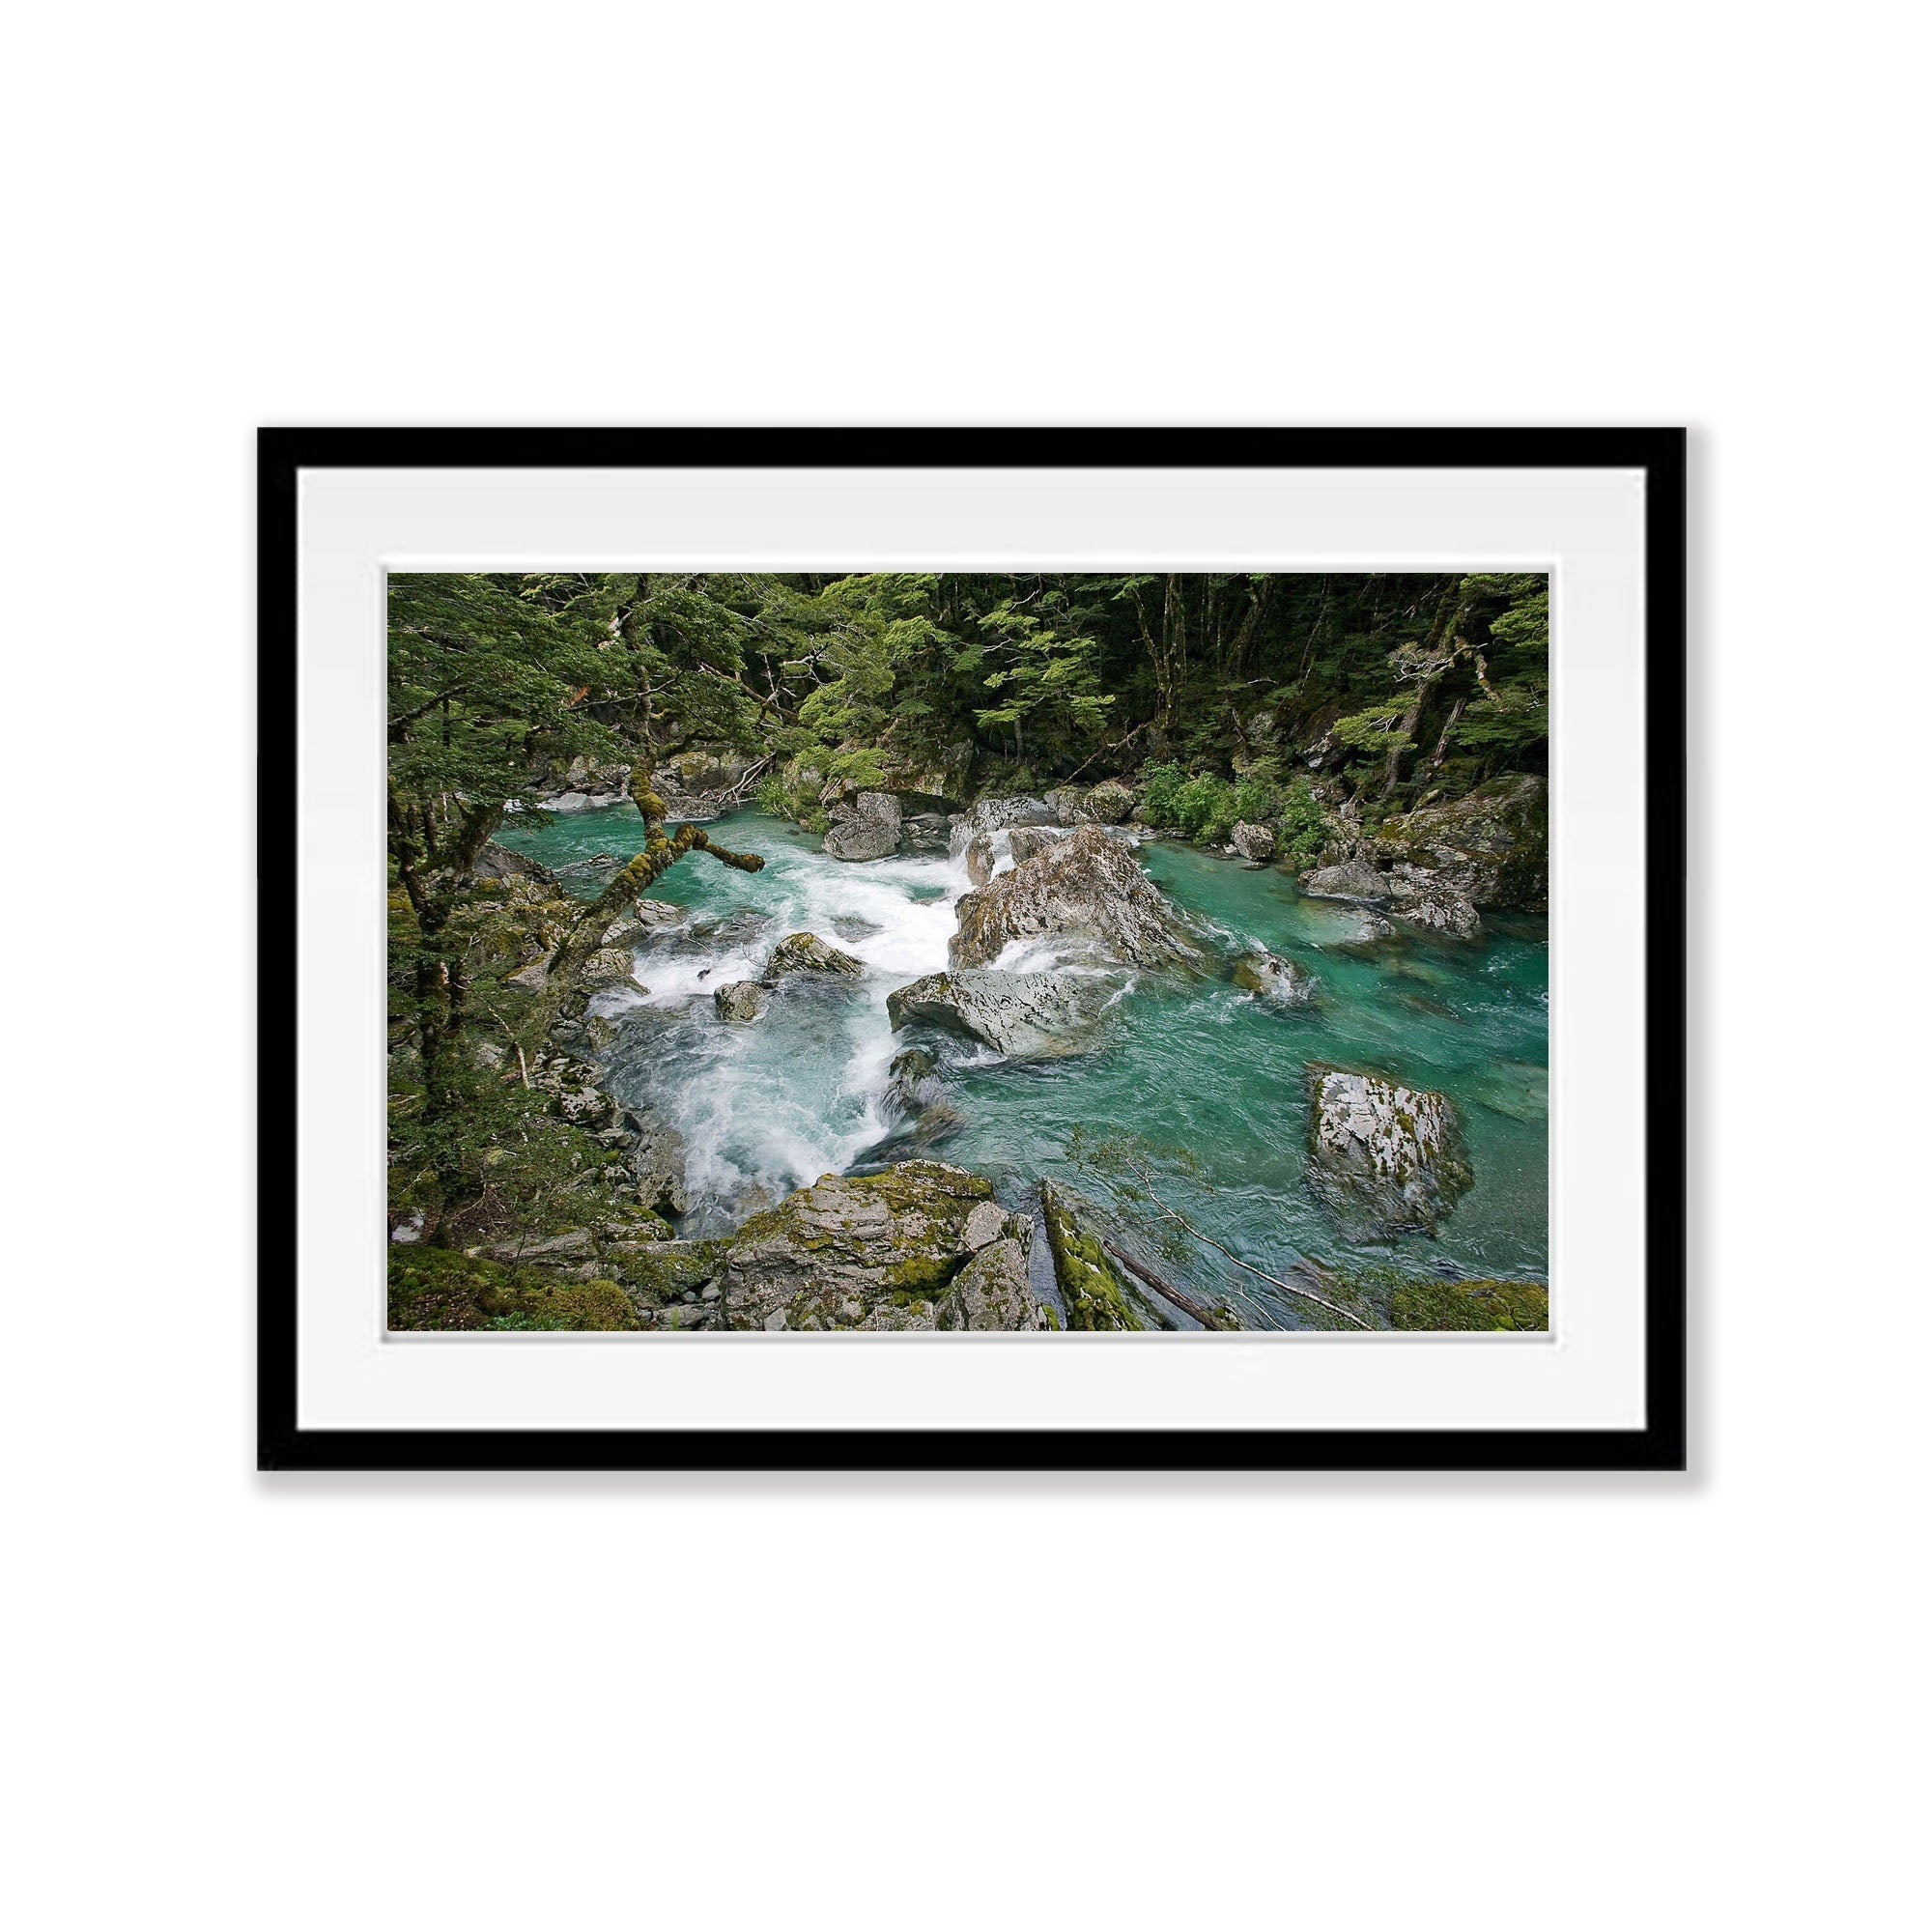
[5,5,1924,1927]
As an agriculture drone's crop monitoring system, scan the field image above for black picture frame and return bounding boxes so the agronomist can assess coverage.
[258,427,1686,1473]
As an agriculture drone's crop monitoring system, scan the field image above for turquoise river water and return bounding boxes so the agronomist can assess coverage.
[495,804,1548,1328]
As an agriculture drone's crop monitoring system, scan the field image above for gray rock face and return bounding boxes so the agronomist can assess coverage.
[762,931,865,981]
[1044,786,1093,825]
[635,898,687,928]
[1085,780,1136,824]
[582,946,645,993]
[959,1199,1011,1252]
[475,839,554,882]
[1387,876,1483,939]
[950,823,1205,971]
[1299,858,1390,900]
[1372,774,1548,912]
[1230,820,1276,866]
[1007,825,1067,865]
[1233,950,1317,1005]
[939,1237,1045,1330]
[900,810,952,854]
[963,834,997,889]
[822,791,901,862]
[887,969,1109,1060]
[713,980,765,1023]
[625,1111,691,1218]
[949,795,1057,857]
[1304,1065,1473,1236]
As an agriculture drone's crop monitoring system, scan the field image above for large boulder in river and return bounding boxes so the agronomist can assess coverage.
[1299,858,1390,900]
[762,931,864,981]
[1304,1065,1473,1236]
[1086,779,1136,824]
[1386,875,1483,939]
[713,980,765,1023]
[950,823,1206,970]
[1230,820,1276,866]
[887,969,1108,1060]
[822,791,902,862]
[1233,949,1317,1005]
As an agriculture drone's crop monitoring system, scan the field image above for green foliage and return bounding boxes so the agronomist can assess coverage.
[1276,776,1333,867]
[387,1248,639,1332]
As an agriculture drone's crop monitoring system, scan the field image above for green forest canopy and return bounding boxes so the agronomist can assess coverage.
[388,568,1547,825]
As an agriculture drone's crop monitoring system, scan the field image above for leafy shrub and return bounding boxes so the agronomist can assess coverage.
[1139,760,1187,827]
[1275,777,1332,867]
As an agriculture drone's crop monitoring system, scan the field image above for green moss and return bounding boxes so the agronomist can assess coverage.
[388,1248,640,1331]
[1389,1277,1548,1331]
[619,1242,723,1305]
[883,1253,965,1295]
[1039,1182,1145,1332]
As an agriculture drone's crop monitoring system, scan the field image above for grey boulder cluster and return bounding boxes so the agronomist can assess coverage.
[1297,775,1547,939]
[626,1160,1047,1331]
[712,929,865,1023]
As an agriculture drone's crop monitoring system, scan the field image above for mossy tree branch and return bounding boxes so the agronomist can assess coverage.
[522,756,765,1043]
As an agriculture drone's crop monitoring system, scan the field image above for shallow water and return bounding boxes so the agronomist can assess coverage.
[494,805,1548,1327]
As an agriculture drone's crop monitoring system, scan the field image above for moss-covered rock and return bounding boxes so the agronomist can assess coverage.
[714,1160,1042,1331]
[1039,1179,1147,1331]
[1373,774,1548,913]
[1390,1277,1548,1331]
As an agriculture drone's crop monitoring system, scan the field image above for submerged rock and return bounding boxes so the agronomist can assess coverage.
[950,823,1206,971]
[887,969,1109,1060]
[1233,950,1317,1005]
[822,791,901,862]
[1304,1065,1473,1236]
[762,931,865,981]
[713,980,765,1023]
[1230,820,1276,866]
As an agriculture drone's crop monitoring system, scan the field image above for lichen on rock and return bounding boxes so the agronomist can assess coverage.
[1304,1063,1473,1236]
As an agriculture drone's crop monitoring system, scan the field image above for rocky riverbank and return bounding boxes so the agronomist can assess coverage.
[394,775,1548,1333]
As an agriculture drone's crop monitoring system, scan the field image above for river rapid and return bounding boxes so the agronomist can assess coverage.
[495,805,1548,1328]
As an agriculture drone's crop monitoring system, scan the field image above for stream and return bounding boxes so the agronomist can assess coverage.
[494,804,1548,1328]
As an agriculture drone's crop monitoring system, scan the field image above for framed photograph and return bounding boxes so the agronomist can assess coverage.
[259,427,1685,1471]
